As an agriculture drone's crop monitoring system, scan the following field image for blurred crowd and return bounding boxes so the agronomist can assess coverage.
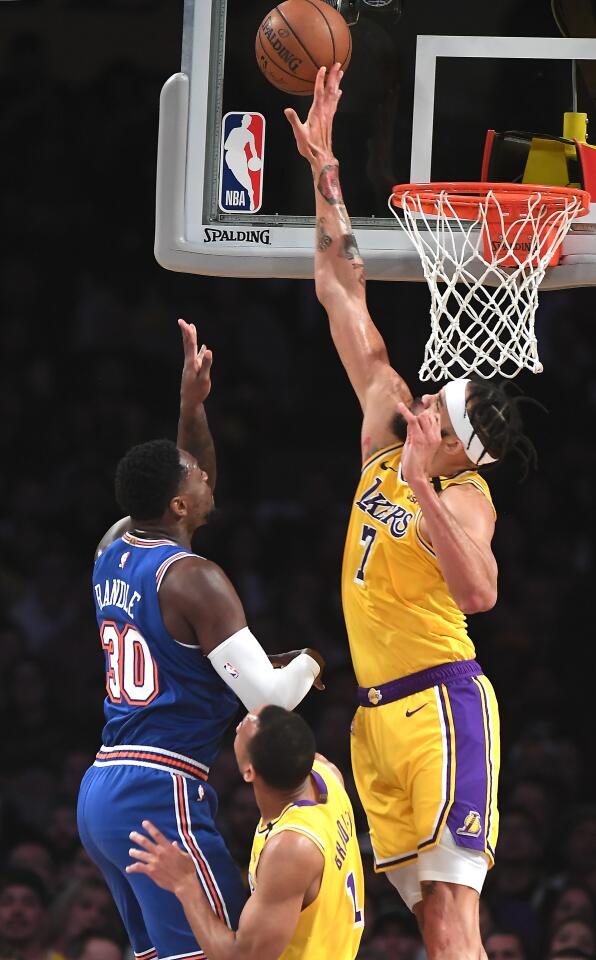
[2,7,596,960]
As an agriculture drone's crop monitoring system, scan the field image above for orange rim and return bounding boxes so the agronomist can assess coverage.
[391,181,591,219]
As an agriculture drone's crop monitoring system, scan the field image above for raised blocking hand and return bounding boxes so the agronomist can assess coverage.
[179,317,213,409]
[284,63,343,167]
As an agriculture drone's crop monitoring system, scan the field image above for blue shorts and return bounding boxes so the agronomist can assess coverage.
[77,759,247,960]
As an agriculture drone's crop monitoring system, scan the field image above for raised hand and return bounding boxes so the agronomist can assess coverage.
[284,63,343,166]
[127,820,197,897]
[397,397,442,483]
[179,317,213,409]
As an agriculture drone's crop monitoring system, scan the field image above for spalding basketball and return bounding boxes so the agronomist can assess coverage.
[256,0,352,96]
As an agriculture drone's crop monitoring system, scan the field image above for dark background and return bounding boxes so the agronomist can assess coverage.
[1,1,596,957]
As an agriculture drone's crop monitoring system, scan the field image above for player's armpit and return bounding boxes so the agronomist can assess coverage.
[360,371,412,463]
[231,832,323,960]
[94,516,132,561]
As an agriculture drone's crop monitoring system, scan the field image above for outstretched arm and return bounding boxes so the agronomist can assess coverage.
[94,319,216,559]
[177,318,217,491]
[127,822,322,960]
[285,64,412,461]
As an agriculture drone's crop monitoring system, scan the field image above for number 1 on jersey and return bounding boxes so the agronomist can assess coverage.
[354,524,377,584]
[345,870,364,927]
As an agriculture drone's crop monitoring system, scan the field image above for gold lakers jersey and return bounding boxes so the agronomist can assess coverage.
[342,443,495,687]
[248,759,364,960]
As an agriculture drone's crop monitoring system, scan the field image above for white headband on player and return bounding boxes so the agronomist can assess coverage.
[443,379,497,466]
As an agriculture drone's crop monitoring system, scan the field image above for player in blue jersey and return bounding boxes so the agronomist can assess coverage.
[77,319,325,960]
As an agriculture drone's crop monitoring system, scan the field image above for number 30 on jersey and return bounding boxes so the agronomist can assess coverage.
[100,620,159,705]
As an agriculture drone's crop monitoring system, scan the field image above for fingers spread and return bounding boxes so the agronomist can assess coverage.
[129,830,153,850]
[128,847,153,863]
[314,65,327,100]
[142,820,167,844]
[284,107,299,129]
[328,62,342,97]
[397,401,415,423]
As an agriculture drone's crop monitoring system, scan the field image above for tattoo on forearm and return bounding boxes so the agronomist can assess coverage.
[340,233,361,261]
[317,164,343,205]
[337,204,351,230]
[421,880,437,898]
[316,217,332,252]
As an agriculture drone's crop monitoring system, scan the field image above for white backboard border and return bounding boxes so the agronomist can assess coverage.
[155,19,596,288]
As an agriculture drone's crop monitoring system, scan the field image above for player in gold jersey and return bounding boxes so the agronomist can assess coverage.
[126,705,364,960]
[286,65,536,959]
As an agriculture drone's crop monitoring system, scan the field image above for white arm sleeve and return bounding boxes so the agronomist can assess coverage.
[207,627,320,712]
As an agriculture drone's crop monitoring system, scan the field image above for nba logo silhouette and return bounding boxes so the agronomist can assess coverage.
[219,112,265,213]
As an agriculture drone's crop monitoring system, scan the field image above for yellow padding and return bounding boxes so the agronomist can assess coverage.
[523,137,573,187]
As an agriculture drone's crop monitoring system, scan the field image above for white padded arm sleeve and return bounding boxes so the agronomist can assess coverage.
[207,627,319,712]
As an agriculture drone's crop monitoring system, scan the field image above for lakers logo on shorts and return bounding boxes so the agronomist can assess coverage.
[368,687,383,705]
[456,809,483,838]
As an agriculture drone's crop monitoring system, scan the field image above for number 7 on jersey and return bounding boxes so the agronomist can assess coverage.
[354,524,377,584]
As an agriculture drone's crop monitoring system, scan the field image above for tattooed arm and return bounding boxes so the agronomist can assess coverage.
[285,65,412,460]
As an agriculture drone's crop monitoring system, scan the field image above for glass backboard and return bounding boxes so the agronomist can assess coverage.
[155,0,596,287]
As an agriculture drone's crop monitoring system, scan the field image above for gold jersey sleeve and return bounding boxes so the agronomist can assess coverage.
[341,444,495,687]
[248,760,364,960]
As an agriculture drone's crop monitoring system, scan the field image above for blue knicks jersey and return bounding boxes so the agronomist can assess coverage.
[92,532,239,774]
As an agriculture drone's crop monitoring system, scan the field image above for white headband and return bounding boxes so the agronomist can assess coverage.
[443,379,497,466]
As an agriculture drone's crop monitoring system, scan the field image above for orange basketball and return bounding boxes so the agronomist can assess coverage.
[255,0,352,96]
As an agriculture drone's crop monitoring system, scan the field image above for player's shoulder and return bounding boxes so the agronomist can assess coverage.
[440,470,495,515]
[158,554,238,610]
[360,440,404,475]
[94,516,132,561]
[439,475,497,531]
[314,753,344,788]
[159,553,226,589]
[261,826,325,877]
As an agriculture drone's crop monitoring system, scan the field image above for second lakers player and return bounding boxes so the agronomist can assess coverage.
[127,705,364,960]
[286,64,536,957]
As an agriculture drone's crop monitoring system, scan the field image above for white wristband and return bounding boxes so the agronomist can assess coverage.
[207,627,319,712]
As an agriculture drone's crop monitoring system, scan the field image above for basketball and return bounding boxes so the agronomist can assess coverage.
[255,0,352,96]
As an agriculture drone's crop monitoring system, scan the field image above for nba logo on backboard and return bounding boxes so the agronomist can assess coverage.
[219,112,265,214]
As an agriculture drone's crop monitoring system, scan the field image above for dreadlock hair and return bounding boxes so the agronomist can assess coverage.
[466,378,542,478]
[115,439,186,521]
[248,705,316,791]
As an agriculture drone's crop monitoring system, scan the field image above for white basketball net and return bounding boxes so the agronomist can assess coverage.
[388,186,586,381]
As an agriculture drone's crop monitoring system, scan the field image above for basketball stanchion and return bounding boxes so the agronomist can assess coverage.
[389,182,591,381]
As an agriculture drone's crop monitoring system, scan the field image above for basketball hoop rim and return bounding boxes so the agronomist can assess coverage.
[390,181,591,219]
